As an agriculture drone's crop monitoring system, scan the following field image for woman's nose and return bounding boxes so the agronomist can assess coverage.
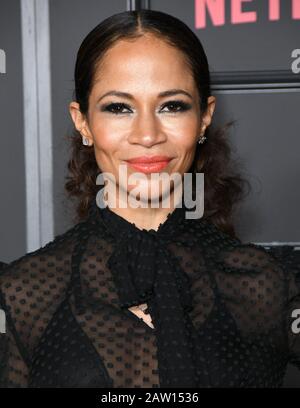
[127,110,167,147]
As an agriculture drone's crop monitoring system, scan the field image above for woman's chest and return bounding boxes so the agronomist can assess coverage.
[27,297,288,388]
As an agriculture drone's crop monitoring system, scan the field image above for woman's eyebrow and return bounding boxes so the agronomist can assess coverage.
[97,89,193,103]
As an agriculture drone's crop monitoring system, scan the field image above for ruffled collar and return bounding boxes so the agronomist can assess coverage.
[87,196,194,242]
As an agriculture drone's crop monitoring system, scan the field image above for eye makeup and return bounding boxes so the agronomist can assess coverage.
[99,99,192,115]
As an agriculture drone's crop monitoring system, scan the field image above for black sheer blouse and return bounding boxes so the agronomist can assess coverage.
[0,199,300,387]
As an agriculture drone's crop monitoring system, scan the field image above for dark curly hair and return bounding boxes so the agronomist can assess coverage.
[64,9,251,239]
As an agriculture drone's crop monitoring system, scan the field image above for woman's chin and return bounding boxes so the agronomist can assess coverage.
[127,189,174,208]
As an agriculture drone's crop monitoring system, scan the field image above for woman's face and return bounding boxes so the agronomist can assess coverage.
[70,34,215,207]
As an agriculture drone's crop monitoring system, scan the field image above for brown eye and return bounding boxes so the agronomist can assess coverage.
[161,100,191,113]
[101,102,132,115]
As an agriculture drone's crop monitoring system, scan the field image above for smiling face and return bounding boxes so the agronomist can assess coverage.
[70,33,215,207]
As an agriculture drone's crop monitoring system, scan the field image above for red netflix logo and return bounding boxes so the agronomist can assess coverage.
[195,0,300,28]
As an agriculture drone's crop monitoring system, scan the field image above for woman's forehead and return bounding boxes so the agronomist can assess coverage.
[91,48,194,95]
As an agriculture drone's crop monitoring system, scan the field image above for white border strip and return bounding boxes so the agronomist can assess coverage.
[213,88,300,94]
[21,0,54,251]
[254,242,300,250]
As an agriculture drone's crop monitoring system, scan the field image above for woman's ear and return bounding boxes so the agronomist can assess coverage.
[69,101,93,143]
[199,96,216,134]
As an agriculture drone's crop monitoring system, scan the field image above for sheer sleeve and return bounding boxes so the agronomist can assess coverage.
[264,247,300,371]
[0,263,32,387]
[213,241,300,377]
[281,249,300,370]
[0,310,29,387]
[0,224,80,387]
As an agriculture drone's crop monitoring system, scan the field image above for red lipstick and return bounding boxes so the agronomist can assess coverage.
[125,155,172,174]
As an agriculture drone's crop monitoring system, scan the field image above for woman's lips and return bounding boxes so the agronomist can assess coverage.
[124,155,173,174]
[126,160,170,174]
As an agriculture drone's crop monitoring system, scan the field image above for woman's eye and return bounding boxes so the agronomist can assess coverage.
[161,100,191,113]
[101,100,191,115]
[102,102,131,115]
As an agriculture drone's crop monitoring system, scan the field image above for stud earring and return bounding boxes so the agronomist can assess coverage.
[198,135,207,144]
[82,137,90,146]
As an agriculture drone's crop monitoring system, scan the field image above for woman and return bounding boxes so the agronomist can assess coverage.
[0,9,299,388]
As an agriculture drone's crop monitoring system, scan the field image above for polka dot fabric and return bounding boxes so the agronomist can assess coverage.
[0,198,299,388]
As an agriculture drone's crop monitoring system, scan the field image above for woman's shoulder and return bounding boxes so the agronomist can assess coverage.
[213,240,300,329]
[0,219,99,355]
[215,240,299,280]
[0,220,88,322]
[1,220,86,278]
